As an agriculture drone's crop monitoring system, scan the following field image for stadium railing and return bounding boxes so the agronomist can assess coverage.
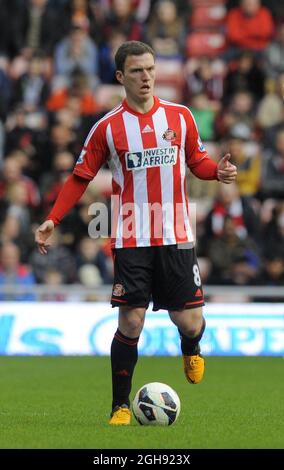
[0,285,283,302]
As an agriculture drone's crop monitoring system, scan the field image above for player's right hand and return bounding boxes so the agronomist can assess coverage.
[35,220,54,255]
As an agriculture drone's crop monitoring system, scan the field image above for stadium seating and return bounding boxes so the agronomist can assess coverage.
[190,5,226,30]
[186,32,226,57]
[190,0,226,6]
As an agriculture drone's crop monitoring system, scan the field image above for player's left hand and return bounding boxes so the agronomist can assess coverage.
[217,153,237,184]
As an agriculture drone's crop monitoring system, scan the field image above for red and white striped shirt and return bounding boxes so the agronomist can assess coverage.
[73,96,217,248]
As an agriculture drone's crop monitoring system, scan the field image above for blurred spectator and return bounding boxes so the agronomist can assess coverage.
[184,58,224,103]
[0,156,40,209]
[41,268,67,301]
[217,89,257,140]
[261,201,284,256]
[12,55,50,112]
[0,63,12,121]
[61,0,98,38]
[133,0,151,23]
[40,150,74,215]
[223,50,265,102]
[254,199,284,297]
[4,106,46,156]
[4,109,49,182]
[0,1,14,57]
[265,23,284,79]
[40,123,77,175]
[190,93,217,141]
[14,0,62,58]
[76,236,113,284]
[99,31,127,83]
[262,127,284,198]
[256,75,284,131]
[51,100,93,151]
[0,214,33,262]
[102,0,144,43]
[207,215,260,284]
[0,121,4,162]
[29,229,77,283]
[6,182,31,232]
[256,253,284,289]
[262,0,284,24]
[227,0,284,22]
[0,241,36,301]
[201,183,260,248]
[225,132,261,198]
[97,0,152,23]
[47,70,101,116]
[1,214,21,242]
[226,0,274,57]
[146,0,186,58]
[78,265,102,298]
[53,21,99,90]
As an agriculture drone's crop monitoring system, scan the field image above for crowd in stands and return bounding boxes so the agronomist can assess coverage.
[0,0,284,301]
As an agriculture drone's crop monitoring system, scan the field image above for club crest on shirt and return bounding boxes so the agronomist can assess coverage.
[112,283,125,297]
[162,128,177,141]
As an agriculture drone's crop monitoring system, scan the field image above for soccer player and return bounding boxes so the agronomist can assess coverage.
[35,41,237,425]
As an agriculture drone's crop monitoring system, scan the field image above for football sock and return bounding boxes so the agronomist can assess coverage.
[179,318,206,355]
[111,329,139,409]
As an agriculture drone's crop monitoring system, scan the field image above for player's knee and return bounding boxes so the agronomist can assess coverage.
[128,314,144,333]
[123,319,144,336]
[182,326,199,338]
[120,307,145,336]
[177,312,204,337]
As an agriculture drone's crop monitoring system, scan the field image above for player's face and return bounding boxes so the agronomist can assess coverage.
[116,53,155,104]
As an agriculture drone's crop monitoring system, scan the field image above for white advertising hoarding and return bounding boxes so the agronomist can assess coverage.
[0,302,283,356]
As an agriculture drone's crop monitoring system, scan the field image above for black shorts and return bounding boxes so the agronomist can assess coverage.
[111,244,205,311]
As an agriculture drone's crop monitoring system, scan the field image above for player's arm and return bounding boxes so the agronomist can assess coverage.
[35,174,89,254]
[184,109,237,183]
[35,122,109,254]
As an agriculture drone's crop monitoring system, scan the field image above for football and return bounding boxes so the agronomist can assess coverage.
[132,382,181,426]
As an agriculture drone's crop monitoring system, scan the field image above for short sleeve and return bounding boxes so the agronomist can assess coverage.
[73,121,109,180]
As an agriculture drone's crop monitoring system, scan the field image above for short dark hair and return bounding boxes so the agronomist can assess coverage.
[115,41,155,72]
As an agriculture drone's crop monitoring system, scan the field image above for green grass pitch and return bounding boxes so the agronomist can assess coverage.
[0,356,283,449]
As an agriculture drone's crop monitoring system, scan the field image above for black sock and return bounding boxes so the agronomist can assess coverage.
[179,319,206,355]
[111,329,139,410]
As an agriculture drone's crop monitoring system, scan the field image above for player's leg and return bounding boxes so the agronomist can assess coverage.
[109,306,146,425]
[152,244,205,384]
[168,306,205,384]
[109,247,153,424]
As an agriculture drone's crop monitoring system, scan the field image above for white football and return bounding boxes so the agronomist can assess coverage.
[132,382,181,426]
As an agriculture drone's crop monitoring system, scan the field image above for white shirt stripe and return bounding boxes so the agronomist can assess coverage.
[122,111,150,246]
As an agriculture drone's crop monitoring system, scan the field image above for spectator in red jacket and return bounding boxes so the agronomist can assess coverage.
[226,0,274,55]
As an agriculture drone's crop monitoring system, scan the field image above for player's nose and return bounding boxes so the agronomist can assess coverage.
[141,69,151,80]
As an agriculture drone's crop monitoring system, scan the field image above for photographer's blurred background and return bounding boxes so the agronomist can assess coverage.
[0,0,284,301]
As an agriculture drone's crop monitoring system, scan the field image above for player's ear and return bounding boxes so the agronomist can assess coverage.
[116,70,124,85]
